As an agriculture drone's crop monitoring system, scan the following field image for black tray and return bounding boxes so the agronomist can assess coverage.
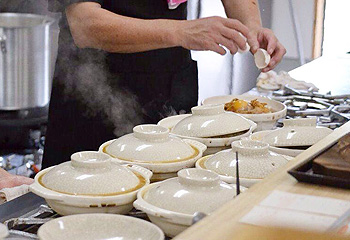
[288,159,350,189]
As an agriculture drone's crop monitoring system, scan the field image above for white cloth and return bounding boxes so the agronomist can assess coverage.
[0,184,30,204]
[256,70,319,91]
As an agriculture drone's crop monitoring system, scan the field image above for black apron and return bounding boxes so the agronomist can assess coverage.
[43,0,198,168]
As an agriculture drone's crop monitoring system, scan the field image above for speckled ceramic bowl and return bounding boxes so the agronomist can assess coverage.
[262,118,333,147]
[99,125,207,181]
[30,151,152,215]
[196,139,290,187]
[134,168,238,237]
[202,95,287,131]
[249,130,302,157]
[157,114,191,131]
[168,105,257,156]
[37,214,164,240]
[0,224,8,240]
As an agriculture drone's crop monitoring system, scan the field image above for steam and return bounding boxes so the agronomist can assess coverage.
[57,43,143,136]
[2,0,183,138]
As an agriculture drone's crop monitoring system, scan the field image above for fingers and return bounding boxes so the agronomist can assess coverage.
[265,33,278,55]
[220,27,247,51]
[261,42,286,72]
[247,31,259,53]
[222,18,250,39]
[14,176,34,185]
[0,176,34,190]
[208,42,227,55]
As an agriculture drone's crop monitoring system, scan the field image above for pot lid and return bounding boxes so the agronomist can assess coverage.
[37,214,164,240]
[262,118,333,147]
[104,125,197,163]
[143,168,236,215]
[171,105,252,138]
[202,140,289,179]
[40,151,144,196]
[0,224,8,240]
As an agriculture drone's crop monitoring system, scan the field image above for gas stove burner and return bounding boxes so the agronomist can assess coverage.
[333,105,350,120]
[270,85,350,129]
[275,85,350,100]
[283,97,333,117]
[4,205,56,239]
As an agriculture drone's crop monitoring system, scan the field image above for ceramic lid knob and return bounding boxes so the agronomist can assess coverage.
[133,124,169,142]
[178,168,220,187]
[71,151,111,169]
[191,105,225,116]
[231,139,269,156]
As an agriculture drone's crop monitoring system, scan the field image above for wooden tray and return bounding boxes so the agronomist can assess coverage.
[288,159,350,189]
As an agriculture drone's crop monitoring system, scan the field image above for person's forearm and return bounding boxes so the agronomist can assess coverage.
[66,2,181,53]
[221,0,262,32]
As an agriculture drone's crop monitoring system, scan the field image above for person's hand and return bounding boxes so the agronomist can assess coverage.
[247,28,286,72]
[0,168,33,189]
[176,16,250,55]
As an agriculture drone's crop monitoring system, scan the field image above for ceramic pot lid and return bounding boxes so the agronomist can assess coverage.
[262,118,333,147]
[104,125,197,162]
[202,140,289,179]
[37,214,164,240]
[41,151,143,196]
[143,168,236,215]
[0,224,8,240]
[171,105,252,138]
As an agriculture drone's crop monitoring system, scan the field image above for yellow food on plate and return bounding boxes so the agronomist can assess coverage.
[224,98,272,114]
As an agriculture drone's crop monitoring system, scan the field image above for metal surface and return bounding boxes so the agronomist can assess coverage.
[0,193,46,223]
[0,13,54,110]
[236,151,240,196]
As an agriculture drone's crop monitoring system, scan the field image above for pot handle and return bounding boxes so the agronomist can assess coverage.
[123,164,153,180]
[134,198,193,225]
[29,182,64,201]
[0,35,6,54]
[183,139,207,153]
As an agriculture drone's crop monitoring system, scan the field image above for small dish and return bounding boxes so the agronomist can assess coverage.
[202,95,287,131]
[99,125,207,181]
[254,48,271,69]
[134,168,238,237]
[30,151,152,215]
[195,139,290,187]
[37,214,164,240]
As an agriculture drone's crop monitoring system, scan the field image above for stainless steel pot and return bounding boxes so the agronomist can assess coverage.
[0,13,55,110]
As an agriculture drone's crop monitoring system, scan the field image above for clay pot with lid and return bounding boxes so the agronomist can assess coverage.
[99,124,207,181]
[250,118,333,157]
[134,168,238,237]
[167,105,257,155]
[30,151,152,215]
[196,139,290,187]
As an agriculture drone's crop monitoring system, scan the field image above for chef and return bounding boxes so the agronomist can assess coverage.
[38,0,286,168]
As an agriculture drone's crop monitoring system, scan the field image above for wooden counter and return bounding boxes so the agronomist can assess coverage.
[174,121,350,240]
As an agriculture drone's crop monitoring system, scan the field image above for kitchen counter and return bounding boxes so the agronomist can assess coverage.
[174,58,350,240]
[174,116,350,240]
[289,55,350,95]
